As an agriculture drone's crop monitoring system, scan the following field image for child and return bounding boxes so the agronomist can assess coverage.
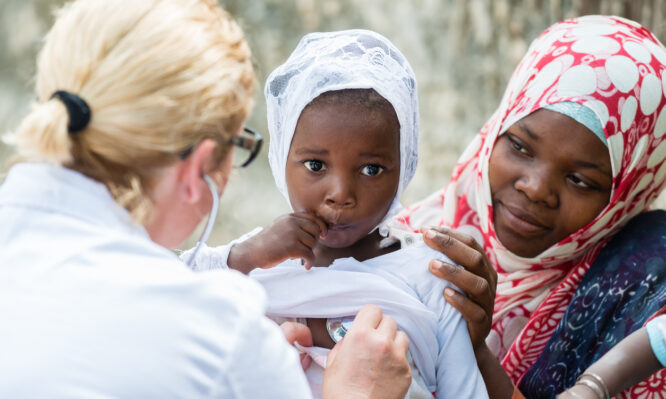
[211,30,488,399]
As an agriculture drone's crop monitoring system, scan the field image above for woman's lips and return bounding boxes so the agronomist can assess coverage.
[497,203,549,236]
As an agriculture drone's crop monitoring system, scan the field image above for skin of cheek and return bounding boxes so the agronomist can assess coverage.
[284,98,401,251]
[487,109,612,257]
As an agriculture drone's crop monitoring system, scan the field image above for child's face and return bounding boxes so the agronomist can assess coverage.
[488,108,613,258]
[285,101,400,249]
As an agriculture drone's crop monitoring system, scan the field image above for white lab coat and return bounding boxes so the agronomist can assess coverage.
[0,163,311,398]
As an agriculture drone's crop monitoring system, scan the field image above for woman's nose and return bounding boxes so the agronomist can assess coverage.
[324,177,356,209]
[514,168,559,208]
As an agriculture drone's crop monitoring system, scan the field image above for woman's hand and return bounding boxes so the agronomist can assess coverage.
[322,305,412,399]
[421,226,497,350]
[279,321,314,370]
[228,212,327,273]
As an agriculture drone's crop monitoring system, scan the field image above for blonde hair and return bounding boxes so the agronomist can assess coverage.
[6,0,255,222]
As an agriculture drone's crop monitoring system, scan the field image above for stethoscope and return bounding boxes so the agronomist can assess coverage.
[184,174,220,267]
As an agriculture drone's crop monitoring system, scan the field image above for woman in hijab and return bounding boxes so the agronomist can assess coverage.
[395,15,666,398]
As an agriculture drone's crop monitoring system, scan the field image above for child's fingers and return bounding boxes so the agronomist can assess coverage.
[292,212,328,238]
[297,230,318,249]
[293,241,316,269]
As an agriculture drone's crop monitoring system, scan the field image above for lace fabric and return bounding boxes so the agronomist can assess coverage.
[264,29,419,229]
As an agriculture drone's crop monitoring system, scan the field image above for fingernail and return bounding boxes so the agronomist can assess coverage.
[444,287,455,297]
[425,229,436,240]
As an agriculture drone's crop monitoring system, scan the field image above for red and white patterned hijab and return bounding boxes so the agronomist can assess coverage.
[394,15,666,379]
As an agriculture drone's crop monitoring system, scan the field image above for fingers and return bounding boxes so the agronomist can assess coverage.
[296,242,316,270]
[422,226,497,287]
[352,304,383,330]
[292,212,328,239]
[279,321,313,347]
[443,286,489,329]
[323,306,412,399]
[429,260,493,307]
[325,339,339,367]
[350,306,405,353]
[280,322,313,371]
[394,330,409,354]
[301,353,312,370]
[422,227,484,273]
[376,313,398,338]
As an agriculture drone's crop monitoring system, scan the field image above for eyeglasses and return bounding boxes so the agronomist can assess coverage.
[179,127,263,168]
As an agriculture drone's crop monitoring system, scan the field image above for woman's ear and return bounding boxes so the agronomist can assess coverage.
[178,139,217,204]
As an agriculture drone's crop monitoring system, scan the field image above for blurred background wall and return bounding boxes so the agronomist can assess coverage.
[1,0,665,247]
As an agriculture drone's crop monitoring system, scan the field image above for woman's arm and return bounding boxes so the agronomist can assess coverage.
[557,327,662,398]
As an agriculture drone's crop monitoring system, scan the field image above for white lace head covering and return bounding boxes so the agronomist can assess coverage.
[265,29,419,229]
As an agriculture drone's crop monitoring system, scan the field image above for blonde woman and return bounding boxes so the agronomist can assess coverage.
[0,1,411,398]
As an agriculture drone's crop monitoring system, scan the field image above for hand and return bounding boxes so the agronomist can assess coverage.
[322,305,411,399]
[280,321,313,370]
[228,212,327,273]
[421,226,497,350]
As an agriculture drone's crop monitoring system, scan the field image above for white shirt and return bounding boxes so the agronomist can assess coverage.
[190,234,488,399]
[0,163,311,399]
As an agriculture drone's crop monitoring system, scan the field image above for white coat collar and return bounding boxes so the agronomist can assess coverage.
[0,163,147,238]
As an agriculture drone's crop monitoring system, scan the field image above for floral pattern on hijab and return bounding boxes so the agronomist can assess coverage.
[392,15,666,385]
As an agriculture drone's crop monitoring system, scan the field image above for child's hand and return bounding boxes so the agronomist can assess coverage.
[228,212,327,273]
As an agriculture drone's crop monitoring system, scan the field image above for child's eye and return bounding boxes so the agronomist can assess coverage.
[361,164,384,177]
[303,160,326,172]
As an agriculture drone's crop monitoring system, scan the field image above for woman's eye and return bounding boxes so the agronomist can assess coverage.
[509,137,528,154]
[568,175,593,189]
[361,164,384,177]
[303,160,325,172]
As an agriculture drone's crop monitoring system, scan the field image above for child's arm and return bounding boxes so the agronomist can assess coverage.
[227,212,327,274]
[557,321,664,398]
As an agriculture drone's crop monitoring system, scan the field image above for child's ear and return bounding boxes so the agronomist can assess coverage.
[178,139,217,204]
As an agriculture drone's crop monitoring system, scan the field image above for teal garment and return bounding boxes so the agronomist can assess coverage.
[647,316,666,367]
[543,102,607,147]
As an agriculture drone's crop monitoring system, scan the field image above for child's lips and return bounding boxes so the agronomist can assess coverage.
[317,208,343,227]
[327,223,353,232]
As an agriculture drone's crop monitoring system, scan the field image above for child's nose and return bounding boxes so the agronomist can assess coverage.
[514,167,559,208]
[324,178,356,209]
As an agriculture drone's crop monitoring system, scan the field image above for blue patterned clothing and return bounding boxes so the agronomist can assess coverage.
[518,210,666,398]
